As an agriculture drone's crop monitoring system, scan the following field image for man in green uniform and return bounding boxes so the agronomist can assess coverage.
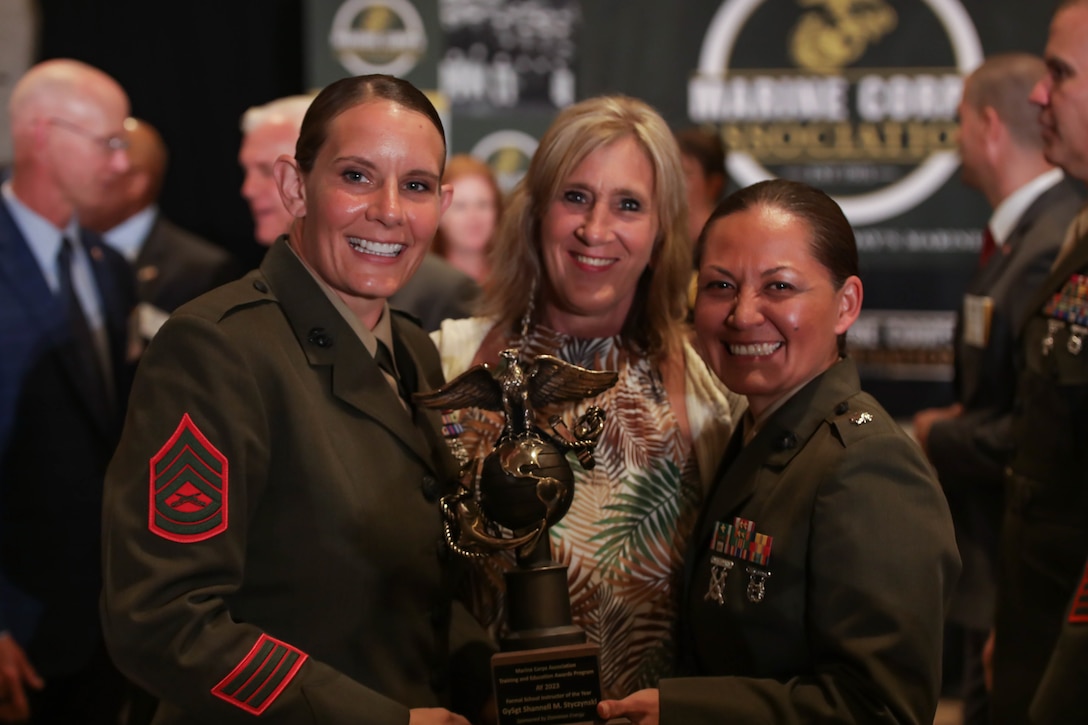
[991,1,1088,721]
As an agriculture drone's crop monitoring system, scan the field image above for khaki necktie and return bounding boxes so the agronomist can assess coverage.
[374,340,410,404]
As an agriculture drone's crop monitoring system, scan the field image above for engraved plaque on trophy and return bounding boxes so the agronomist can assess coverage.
[415,349,617,725]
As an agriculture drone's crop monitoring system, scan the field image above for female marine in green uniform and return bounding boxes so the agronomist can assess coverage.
[599,179,960,724]
[100,76,491,724]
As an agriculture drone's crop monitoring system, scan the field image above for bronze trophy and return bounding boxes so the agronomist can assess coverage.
[415,349,618,725]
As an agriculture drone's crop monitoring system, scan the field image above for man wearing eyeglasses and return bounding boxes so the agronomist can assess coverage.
[0,58,135,724]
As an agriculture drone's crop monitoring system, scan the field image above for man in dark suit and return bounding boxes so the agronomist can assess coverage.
[0,59,135,723]
[82,118,240,341]
[989,2,1088,721]
[911,53,1084,725]
[240,94,479,331]
[82,117,239,724]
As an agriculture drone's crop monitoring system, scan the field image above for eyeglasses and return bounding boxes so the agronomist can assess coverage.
[48,117,129,153]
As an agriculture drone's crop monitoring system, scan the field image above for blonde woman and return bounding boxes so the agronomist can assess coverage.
[432,95,744,699]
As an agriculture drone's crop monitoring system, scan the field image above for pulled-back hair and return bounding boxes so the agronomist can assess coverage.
[295,74,446,174]
[696,179,859,353]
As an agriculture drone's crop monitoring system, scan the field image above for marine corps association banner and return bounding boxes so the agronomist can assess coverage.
[305,0,570,192]
[306,0,1059,415]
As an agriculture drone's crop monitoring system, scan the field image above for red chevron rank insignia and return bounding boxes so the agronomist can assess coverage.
[149,413,228,542]
[1070,560,1088,625]
[212,634,308,714]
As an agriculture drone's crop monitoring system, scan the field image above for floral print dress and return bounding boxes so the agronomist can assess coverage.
[432,318,742,699]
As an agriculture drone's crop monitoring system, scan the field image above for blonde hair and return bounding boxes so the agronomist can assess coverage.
[480,95,690,360]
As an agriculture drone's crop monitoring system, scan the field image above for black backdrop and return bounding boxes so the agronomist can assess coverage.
[37,0,306,272]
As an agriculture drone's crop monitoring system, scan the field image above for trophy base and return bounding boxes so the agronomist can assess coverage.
[492,642,602,725]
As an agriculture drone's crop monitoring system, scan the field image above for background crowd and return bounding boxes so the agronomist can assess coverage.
[1,1,1087,724]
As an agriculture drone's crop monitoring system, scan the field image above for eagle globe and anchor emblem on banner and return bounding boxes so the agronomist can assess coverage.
[690,0,983,226]
[414,348,617,725]
[328,0,427,77]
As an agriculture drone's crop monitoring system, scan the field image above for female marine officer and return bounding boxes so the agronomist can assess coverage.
[598,179,960,724]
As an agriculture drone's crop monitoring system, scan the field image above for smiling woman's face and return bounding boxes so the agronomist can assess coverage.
[694,204,860,418]
[537,134,659,338]
[277,98,451,327]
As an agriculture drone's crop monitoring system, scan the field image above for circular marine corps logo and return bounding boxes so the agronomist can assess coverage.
[470,129,539,193]
[329,0,427,76]
[690,0,982,225]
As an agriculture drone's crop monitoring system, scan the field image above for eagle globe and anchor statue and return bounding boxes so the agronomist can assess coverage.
[415,348,618,725]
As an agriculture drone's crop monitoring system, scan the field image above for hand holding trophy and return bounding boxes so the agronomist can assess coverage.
[415,348,617,725]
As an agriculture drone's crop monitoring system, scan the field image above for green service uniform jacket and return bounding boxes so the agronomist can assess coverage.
[1030,555,1088,723]
[660,358,960,724]
[101,239,492,723]
[992,232,1088,725]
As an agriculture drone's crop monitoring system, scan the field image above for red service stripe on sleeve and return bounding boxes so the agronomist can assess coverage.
[212,634,308,715]
[1069,561,1088,624]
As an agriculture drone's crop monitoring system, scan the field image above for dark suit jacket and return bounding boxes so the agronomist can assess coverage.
[101,239,492,724]
[0,196,134,676]
[928,177,1083,628]
[661,359,960,724]
[390,253,479,332]
[992,216,1088,725]
[131,214,240,314]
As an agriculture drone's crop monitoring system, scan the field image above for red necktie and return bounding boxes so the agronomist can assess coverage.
[979,227,996,268]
